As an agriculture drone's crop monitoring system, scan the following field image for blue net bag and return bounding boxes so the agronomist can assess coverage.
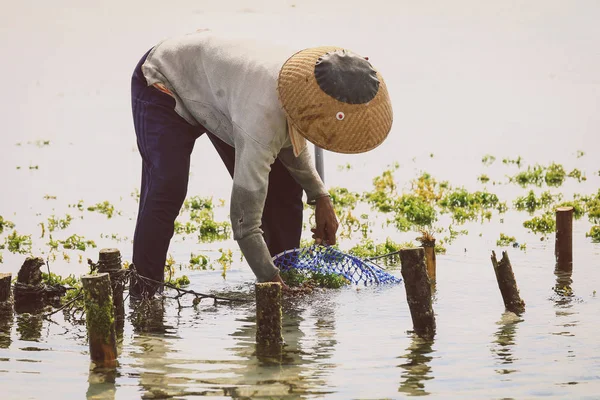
[273,245,402,286]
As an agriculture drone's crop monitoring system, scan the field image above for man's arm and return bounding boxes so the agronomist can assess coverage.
[230,132,281,282]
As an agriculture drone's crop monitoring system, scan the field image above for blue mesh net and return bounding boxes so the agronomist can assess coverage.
[273,245,402,286]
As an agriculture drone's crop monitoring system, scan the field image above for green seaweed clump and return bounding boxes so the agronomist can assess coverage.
[47,214,73,232]
[42,272,78,287]
[502,156,523,167]
[583,190,600,224]
[496,233,516,247]
[511,164,545,187]
[329,187,360,212]
[87,201,117,218]
[393,194,437,230]
[513,190,558,214]
[523,212,556,235]
[4,230,32,254]
[478,174,490,184]
[189,253,210,270]
[61,234,97,251]
[568,168,586,182]
[411,172,448,203]
[0,216,15,234]
[544,163,566,187]
[587,226,600,243]
[183,195,214,211]
[482,154,496,166]
[439,188,503,223]
[349,238,409,259]
[280,268,349,289]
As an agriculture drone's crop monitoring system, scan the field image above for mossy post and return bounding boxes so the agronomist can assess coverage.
[97,248,125,334]
[400,248,436,339]
[255,282,283,357]
[491,251,525,315]
[0,273,11,303]
[555,207,573,274]
[82,273,117,368]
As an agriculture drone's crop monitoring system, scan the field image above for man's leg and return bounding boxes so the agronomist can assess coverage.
[130,54,203,297]
[206,133,304,256]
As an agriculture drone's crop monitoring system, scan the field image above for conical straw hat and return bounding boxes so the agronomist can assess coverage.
[278,46,393,154]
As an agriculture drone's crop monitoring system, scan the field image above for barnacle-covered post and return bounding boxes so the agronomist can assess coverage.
[400,248,436,339]
[255,282,283,357]
[82,273,117,368]
[490,251,525,315]
[555,207,573,274]
[0,273,11,303]
[96,248,125,334]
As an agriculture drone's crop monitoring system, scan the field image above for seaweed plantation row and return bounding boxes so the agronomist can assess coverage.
[1,153,599,288]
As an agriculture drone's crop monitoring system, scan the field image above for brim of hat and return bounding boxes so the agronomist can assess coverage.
[278,47,393,154]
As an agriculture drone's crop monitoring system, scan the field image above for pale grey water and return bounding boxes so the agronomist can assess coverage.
[1,1,600,398]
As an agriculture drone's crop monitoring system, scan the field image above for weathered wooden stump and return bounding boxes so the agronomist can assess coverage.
[14,257,46,313]
[82,273,118,368]
[255,282,283,357]
[0,273,12,303]
[96,249,126,334]
[400,248,436,339]
[491,251,525,315]
[555,207,573,273]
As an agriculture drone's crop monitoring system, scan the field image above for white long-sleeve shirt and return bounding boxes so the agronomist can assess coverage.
[142,31,328,281]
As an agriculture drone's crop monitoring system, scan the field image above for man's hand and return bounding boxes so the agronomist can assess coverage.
[311,196,339,246]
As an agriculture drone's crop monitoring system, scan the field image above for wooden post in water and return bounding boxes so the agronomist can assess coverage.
[81,273,117,368]
[255,282,283,356]
[96,248,125,334]
[400,248,436,339]
[490,251,525,315]
[555,207,573,273]
[0,273,11,303]
[14,257,45,313]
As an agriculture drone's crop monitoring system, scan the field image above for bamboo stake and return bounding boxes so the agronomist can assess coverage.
[555,207,573,273]
[255,282,283,356]
[491,251,525,315]
[81,273,117,368]
[400,248,436,339]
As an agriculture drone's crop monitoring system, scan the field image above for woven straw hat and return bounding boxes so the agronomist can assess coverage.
[278,46,393,154]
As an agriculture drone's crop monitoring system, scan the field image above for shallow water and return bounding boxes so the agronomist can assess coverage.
[1,0,600,398]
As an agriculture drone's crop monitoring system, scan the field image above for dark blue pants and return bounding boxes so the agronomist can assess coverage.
[130,50,303,296]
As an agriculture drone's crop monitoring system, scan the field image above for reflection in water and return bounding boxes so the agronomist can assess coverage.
[16,313,43,342]
[552,268,579,339]
[398,335,435,396]
[0,304,13,348]
[491,311,523,376]
[225,297,338,398]
[87,366,117,400]
[553,269,574,308]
